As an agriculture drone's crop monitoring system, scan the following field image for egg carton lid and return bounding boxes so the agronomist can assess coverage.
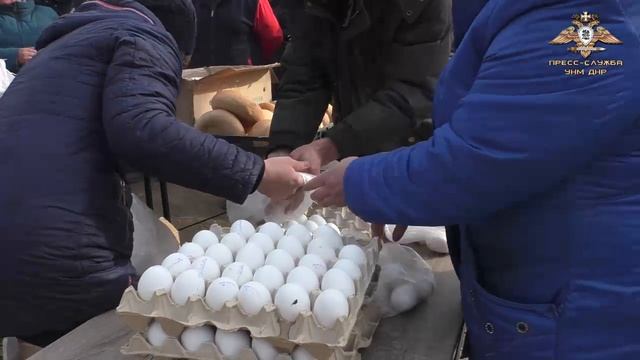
[117,229,380,348]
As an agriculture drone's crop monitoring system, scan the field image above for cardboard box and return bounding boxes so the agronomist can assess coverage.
[177,64,278,125]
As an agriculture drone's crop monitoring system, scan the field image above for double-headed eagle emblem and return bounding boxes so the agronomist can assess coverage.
[550,12,622,58]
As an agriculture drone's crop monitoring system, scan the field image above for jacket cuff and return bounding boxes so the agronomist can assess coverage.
[325,122,362,159]
[0,48,19,73]
[252,159,266,193]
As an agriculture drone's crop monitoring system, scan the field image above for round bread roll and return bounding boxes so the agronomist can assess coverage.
[259,102,276,112]
[261,109,273,122]
[248,118,272,137]
[210,90,262,129]
[321,113,332,129]
[326,104,333,120]
[195,109,245,136]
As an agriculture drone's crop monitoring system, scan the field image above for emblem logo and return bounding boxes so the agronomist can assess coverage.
[549,12,622,58]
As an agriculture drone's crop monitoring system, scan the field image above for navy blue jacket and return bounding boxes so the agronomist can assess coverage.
[344,0,640,358]
[0,0,263,342]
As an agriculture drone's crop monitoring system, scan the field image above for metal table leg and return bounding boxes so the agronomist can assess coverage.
[160,181,171,221]
[143,175,153,209]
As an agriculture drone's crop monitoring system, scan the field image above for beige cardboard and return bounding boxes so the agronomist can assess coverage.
[177,64,278,125]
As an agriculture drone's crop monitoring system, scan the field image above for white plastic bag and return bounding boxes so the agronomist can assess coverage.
[385,225,449,254]
[372,243,436,318]
[0,59,15,98]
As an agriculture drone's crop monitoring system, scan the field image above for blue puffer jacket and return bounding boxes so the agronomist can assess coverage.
[0,0,263,343]
[344,0,640,358]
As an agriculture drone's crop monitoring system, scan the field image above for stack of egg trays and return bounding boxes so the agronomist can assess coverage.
[117,210,380,348]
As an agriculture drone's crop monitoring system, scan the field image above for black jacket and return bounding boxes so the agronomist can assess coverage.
[269,0,452,157]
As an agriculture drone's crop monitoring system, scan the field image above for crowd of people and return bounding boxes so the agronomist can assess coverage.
[1,0,640,359]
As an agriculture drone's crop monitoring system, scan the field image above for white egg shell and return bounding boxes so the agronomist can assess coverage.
[178,243,205,261]
[286,266,319,294]
[297,215,308,224]
[180,326,215,352]
[238,281,272,316]
[191,230,219,250]
[171,269,206,305]
[221,233,247,256]
[313,225,343,250]
[285,224,312,248]
[277,236,305,262]
[215,330,251,359]
[161,253,192,278]
[332,259,362,281]
[306,239,337,265]
[265,249,296,276]
[205,243,234,268]
[205,277,239,311]
[308,215,327,226]
[253,265,285,294]
[222,262,253,286]
[284,220,299,230]
[313,289,349,329]
[338,245,367,268]
[236,243,266,271]
[147,320,169,347]
[327,223,341,235]
[390,283,420,313]
[292,346,316,360]
[258,222,284,242]
[321,269,355,298]
[298,254,327,278]
[252,338,280,360]
[191,256,221,282]
[304,221,319,232]
[231,220,256,240]
[274,283,311,322]
[248,233,275,254]
[137,265,173,301]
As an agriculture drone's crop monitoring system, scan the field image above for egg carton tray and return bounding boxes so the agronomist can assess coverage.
[121,300,382,360]
[117,229,380,348]
[307,207,372,236]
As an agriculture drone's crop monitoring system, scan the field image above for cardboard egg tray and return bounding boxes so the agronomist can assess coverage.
[117,213,380,348]
[120,299,382,360]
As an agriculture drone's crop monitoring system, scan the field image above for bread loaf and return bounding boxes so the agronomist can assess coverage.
[195,109,245,136]
[261,109,273,122]
[259,102,276,112]
[248,118,272,137]
[325,104,333,120]
[210,90,262,129]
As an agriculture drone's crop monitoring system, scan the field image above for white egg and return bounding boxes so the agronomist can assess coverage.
[191,256,221,282]
[285,224,312,248]
[253,265,285,294]
[298,254,327,278]
[231,220,256,240]
[286,266,319,294]
[292,346,316,360]
[313,225,343,250]
[308,215,327,226]
[171,269,206,305]
[147,320,169,347]
[252,338,280,360]
[296,215,308,224]
[238,281,272,316]
[258,222,284,242]
[205,277,239,311]
[304,221,319,232]
[313,289,349,329]
[137,265,173,301]
[215,330,251,359]
[205,243,234,268]
[161,253,192,278]
[327,223,341,235]
[222,262,253,286]
[284,220,299,230]
[306,239,337,265]
[274,284,311,322]
[338,245,367,268]
[178,243,205,261]
[390,283,420,313]
[191,230,219,250]
[248,233,275,254]
[236,243,266,271]
[321,269,355,298]
[221,233,247,256]
[180,326,215,352]
[277,236,305,262]
[332,259,362,281]
[265,249,296,276]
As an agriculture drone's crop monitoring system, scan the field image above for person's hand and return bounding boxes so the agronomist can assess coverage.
[372,224,408,242]
[267,149,291,159]
[17,47,37,65]
[258,157,310,201]
[290,138,339,175]
[304,157,357,207]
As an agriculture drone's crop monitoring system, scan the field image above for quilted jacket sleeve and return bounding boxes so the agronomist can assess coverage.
[0,48,19,73]
[343,6,638,226]
[102,34,264,204]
